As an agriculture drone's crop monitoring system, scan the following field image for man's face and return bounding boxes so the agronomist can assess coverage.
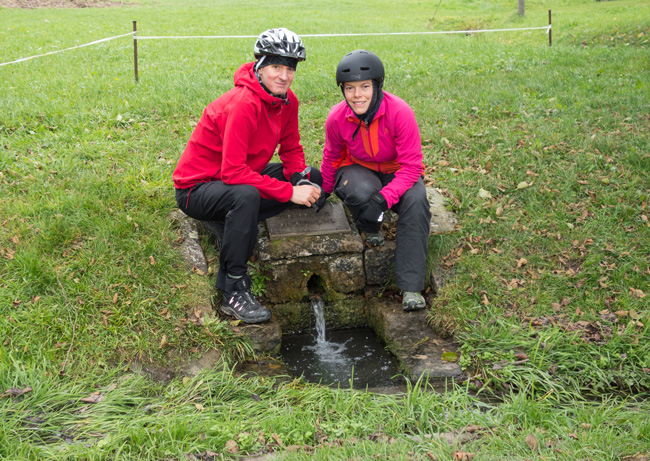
[258,64,296,96]
[343,79,373,115]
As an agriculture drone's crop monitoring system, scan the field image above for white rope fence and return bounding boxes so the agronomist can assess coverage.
[0,32,134,67]
[136,26,550,41]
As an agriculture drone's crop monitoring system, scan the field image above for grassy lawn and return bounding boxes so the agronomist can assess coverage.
[1,0,649,459]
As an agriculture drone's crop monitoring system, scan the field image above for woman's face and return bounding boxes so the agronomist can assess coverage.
[343,79,373,115]
[258,64,296,96]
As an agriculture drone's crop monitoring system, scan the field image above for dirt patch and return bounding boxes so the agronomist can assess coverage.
[0,0,126,8]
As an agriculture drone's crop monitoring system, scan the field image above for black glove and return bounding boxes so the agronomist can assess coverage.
[290,166,312,186]
[356,191,387,233]
[313,192,330,213]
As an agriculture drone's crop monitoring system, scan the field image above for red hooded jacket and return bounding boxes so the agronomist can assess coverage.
[173,62,307,202]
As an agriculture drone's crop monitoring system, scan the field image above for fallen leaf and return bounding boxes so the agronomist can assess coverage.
[442,352,459,362]
[272,432,285,447]
[224,440,238,454]
[622,453,649,461]
[80,392,105,404]
[629,288,646,299]
[159,334,168,349]
[525,433,538,451]
[1,387,32,398]
[195,403,204,411]
[478,188,492,200]
[517,258,528,268]
[149,256,156,265]
[453,451,476,461]
[516,181,530,190]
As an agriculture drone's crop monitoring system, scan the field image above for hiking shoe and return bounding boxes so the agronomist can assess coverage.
[363,232,384,247]
[402,291,426,311]
[221,277,271,323]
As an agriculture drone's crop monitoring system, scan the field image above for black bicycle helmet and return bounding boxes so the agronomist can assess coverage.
[336,49,384,86]
[254,28,306,61]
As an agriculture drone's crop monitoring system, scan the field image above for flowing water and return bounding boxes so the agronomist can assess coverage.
[280,297,403,389]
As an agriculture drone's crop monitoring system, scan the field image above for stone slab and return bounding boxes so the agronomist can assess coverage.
[265,201,351,240]
[426,187,458,234]
[239,320,282,355]
[256,222,363,262]
[365,297,464,380]
[170,209,208,274]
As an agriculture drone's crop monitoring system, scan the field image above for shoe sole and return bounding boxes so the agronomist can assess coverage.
[220,305,271,324]
[403,303,426,311]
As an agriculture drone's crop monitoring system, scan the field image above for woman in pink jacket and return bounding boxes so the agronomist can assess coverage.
[321,50,431,310]
[174,28,324,324]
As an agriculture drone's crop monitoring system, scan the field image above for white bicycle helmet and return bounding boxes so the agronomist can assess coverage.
[254,28,306,61]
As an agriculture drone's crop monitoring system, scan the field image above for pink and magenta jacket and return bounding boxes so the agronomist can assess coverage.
[173,62,307,202]
[321,91,424,208]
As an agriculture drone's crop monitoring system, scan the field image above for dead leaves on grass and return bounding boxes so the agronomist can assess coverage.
[1,386,32,398]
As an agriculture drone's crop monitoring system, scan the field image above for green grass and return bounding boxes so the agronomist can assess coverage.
[1,0,649,458]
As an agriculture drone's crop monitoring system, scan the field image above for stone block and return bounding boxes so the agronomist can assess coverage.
[256,229,364,262]
[240,320,282,355]
[263,254,365,304]
[364,240,396,286]
[270,296,366,332]
[365,297,463,380]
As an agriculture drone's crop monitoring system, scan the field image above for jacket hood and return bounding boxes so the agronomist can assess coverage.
[234,62,288,106]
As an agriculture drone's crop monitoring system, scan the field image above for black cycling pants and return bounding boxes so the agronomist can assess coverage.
[334,164,431,292]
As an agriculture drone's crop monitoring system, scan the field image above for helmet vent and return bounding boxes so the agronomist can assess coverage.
[360,67,369,71]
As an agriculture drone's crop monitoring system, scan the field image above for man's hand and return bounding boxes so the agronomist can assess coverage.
[291,185,321,207]
[356,191,387,233]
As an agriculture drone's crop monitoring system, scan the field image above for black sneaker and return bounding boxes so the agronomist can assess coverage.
[221,277,271,324]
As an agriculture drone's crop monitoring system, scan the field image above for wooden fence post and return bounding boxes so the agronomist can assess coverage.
[518,0,525,16]
[133,21,139,83]
[548,10,552,47]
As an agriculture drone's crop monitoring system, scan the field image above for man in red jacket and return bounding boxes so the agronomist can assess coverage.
[173,28,324,323]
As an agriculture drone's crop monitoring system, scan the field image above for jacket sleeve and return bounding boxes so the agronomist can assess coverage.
[380,104,424,208]
[219,98,293,201]
[277,96,307,181]
[321,110,346,194]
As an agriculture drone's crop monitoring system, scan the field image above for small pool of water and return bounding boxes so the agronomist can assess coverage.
[280,327,404,389]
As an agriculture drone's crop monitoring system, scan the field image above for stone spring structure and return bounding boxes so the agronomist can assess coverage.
[173,188,464,381]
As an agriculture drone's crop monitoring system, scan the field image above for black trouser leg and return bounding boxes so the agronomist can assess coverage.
[334,164,430,292]
[334,164,382,232]
[175,163,323,290]
[390,179,431,292]
[176,182,260,290]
